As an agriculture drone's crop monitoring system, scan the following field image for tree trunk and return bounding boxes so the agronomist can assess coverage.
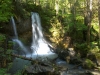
[98,0,100,47]
[55,0,59,15]
[84,0,92,46]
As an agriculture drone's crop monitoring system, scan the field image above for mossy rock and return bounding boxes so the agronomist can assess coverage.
[95,53,100,66]
[83,59,96,69]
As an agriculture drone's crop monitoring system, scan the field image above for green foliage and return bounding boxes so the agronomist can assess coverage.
[95,53,100,59]
[0,68,9,75]
[0,34,13,68]
[62,13,87,43]
[0,34,6,41]
[0,0,13,22]
[14,70,22,75]
[75,43,90,58]
[49,19,64,43]
[0,63,13,75]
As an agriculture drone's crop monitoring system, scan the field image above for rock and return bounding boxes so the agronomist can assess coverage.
[97,59,100,66]
[69,58,82,65]
[23,64,60,75]
[87,53,99,66]
[82,59,96,69]
[58,48,76,62]
[16,18,31,34]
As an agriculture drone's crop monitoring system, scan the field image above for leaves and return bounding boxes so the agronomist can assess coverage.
[0,68,7,75]
[0,0,13,22]
[6,49,12,55]
[0,34,6,41]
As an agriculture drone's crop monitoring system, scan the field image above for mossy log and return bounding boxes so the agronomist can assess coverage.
[11,53,53,66]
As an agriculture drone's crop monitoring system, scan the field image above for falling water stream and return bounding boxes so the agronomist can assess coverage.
[26,12,58,61]
[11,16,28,54]
[11,16,18,39]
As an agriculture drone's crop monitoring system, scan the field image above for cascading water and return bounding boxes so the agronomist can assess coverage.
[11,17,28,54]
[26,12,58,61]
[11,13,57,60]
[11,16,18,39]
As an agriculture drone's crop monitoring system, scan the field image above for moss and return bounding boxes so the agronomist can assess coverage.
[83,59,95,69]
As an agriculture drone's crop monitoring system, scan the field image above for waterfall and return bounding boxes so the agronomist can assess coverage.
[26,12,58,60]
[11,17,28,54]
[31,12,49,54]
[11,12,58,60]
[9,14,58,74]
[11,17,18,39]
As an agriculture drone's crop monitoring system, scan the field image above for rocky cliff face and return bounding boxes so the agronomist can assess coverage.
[16,17,32,34]
[15,17,32,45]
[0,17,32,46]
[0,17,32,35]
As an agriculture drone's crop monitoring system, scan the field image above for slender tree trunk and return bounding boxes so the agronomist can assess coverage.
[55,0,59,15]
[98,0,100,47]
[36,0,40,5]
[85,0,92,46]
[69,0,76,42]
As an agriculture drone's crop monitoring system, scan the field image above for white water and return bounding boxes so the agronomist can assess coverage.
[11,17,28,54]
[11,16,18,39]
[26,12,58,60]
[12,39,28,54]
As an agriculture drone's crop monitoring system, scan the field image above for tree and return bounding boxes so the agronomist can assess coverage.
[98,0,100,47]
[84,0,93,46]
[0,0,13,22]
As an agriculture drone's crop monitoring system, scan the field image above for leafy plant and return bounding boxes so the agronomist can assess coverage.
[75,43,90,58]
[0,0,13,22]
[0,34,13,67]
[0,68,8,75]
[0,63,13,75]
[0,34,6,41]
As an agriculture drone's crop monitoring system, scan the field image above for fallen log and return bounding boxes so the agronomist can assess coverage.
[11,54,35,62]
[11,53,53,66]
